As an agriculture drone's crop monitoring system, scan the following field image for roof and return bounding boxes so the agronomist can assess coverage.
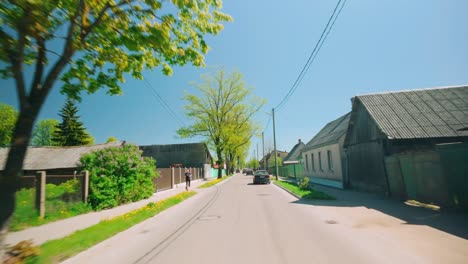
[304,112,351,150]
[139,142,212,168]
[0,141,124,170]
[283,141,306,162]
[355,85,468,139]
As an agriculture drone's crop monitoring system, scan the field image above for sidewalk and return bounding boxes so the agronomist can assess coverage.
[6,178,207,246]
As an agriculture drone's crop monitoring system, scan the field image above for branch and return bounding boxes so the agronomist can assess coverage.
[34,0,82,102]
[30,37,46,93]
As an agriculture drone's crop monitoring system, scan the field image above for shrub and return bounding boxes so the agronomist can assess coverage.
[299,177,310,190]
[80,144,158,210]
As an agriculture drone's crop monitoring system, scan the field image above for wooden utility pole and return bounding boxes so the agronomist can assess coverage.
[273,108,278,180]
[262,131,265,169]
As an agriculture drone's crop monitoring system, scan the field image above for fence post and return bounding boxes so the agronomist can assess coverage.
[171,167,175,189]
[82,170,89,203]
[179,167,182,187]
[35,171,46,218]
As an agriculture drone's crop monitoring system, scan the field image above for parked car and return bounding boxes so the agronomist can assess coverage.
[242,168,248,174]
[235,169,240,173]
[246,169,254,175]
[253,170,270,184]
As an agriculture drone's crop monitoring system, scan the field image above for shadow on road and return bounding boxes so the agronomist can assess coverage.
[292,184,468,240]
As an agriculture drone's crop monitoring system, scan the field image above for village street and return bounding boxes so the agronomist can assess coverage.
[63,173,468,264]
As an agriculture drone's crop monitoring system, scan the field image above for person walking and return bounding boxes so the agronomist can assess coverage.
[185,169,192,191]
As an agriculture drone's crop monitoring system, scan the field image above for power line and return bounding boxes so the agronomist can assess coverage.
[275,0,347,111]
[142,77,186,127]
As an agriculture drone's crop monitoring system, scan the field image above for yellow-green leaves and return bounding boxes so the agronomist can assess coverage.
[0,0,232,100]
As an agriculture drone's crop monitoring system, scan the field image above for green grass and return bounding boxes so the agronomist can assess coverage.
[11,180,93,231]
[26,191,196,264]
[274,180,335,200]
[198,176,230,188]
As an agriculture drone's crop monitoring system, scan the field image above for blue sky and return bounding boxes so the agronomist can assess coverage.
[1,0,468,161]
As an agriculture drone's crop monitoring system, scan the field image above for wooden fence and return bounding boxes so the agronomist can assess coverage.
[155,167,204,191]
[21,171,89,218]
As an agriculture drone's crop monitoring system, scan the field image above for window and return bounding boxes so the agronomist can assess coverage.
[318,151,322,171]
[327,150,333,170]
[311,153,315,171]
[305,154,309,170]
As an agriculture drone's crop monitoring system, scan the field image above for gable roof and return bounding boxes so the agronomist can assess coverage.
[303,112,351,151]
[283,141,306,162]
[0,141,125,171]
[355,85,468,139]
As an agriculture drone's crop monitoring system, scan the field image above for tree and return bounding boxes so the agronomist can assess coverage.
[0,1,231,249]
[0,104,17,147]
[32,119,60,146]
[269,156,283,168]
[247,158,259,170]
[52,99,93,146]
[106,136,117,143]
[178,70,265,178]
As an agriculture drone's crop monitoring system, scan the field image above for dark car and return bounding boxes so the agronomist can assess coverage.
[246,169,254,175]
[242,168,248,174]
[253,170,270,184]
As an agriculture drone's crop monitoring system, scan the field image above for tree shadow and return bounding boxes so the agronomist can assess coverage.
[292,184,468,240]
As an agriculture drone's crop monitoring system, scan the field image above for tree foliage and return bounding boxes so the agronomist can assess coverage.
[32,119,60,146]
[80,144,158,210]
[247,158,259,170]
[106,136,117,143]
[0,104,17,147]
[52,99,93,146]
[178,70,265,178]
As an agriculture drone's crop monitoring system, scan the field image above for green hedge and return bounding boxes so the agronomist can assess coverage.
[80,144,158,210]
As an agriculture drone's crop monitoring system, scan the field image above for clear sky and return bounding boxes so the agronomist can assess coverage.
[1,0,468,161]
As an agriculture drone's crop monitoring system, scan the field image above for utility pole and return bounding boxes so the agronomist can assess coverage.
[262,131,265,169]
[273,108,278,180]
[256,143,259,165]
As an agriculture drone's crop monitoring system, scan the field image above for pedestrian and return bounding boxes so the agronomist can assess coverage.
[185,169,192,191]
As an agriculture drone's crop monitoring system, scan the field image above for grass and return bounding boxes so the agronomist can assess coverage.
[197,175,230,189]
[25,191,196,264]
[11,180,93,231]
[274,180,335,200]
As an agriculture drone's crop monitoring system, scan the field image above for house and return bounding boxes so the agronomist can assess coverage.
[259,150,288,172]
[279,139,305,178]
[301,113,350,189]
[139,142,212,169]
[344,85,468,207]
[0,141,124,187]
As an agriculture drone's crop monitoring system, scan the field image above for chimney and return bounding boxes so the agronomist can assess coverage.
[298,139,301,143]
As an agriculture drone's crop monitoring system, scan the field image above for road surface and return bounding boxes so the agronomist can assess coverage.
[64,174,468,264]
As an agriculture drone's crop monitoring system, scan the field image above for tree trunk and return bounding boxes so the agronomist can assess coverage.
[216,148,223,179]
[0,104,40,257]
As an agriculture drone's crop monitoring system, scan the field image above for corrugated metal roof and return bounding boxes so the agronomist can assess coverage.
[303,112,350,150]
[0,141,124,170]
[356,86,468,139]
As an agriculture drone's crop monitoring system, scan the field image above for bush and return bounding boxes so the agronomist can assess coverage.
[299,177,310,190]
[80,144,158,210]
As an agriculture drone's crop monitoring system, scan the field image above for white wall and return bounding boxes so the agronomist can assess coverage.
[302,142,343,182]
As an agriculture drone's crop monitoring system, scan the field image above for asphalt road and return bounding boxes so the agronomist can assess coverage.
[64,174,468,264]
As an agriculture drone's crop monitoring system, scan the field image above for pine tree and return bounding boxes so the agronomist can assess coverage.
[52,99,92,146]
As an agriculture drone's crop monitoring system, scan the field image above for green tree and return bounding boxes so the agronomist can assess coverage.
[0,104,17,147]
[52,99,93,146]
[106,136,117,143]
[178,70,265,178]
[247,159,259,170]
[269,156,283,168]
[0,0,231,244]
[32,119,60,146]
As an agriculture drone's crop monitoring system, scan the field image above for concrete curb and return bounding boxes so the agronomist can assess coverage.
[272,181,301,199]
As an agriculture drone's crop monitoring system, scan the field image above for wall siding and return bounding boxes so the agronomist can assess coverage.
[346,99,388,193]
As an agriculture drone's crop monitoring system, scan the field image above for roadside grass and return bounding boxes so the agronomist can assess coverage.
[11,180,93,231]
[274,180,335,200]
[198,175,230,189]
[25,191,196,264]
